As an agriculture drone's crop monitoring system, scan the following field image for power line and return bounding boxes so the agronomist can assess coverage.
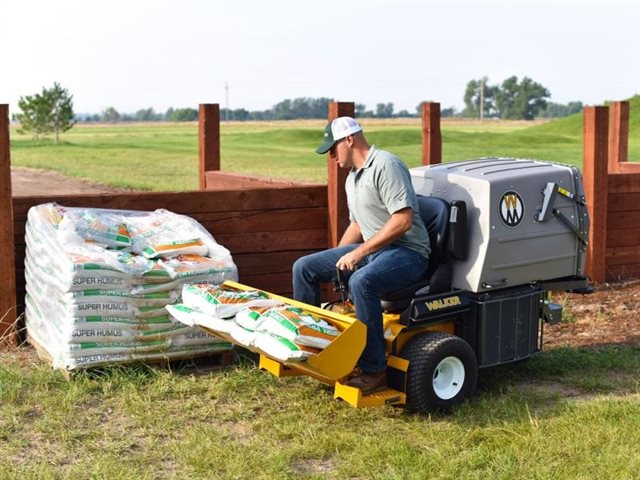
[225,81,229,121]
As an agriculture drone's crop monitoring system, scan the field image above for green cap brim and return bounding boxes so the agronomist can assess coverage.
[315,140,336,154]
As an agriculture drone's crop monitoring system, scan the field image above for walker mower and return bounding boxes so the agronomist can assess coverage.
[206,158,592,413]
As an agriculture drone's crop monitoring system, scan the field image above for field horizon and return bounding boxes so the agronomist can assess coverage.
[7,96,639,192]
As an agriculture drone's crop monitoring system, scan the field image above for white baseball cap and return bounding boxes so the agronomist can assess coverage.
[315,116,363,154]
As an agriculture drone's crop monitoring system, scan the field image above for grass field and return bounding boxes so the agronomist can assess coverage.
[9,96,639,191]
[1,341,640,479]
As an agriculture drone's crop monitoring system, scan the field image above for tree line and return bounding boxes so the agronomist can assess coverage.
[462,76,582,120]
[79,98,416,123]
[14,78,585,140]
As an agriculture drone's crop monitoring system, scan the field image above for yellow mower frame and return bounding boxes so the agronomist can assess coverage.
[214,281,455,409]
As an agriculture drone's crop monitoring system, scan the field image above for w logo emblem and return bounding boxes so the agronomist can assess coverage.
[499,191,524,227]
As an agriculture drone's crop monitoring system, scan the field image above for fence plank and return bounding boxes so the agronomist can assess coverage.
[13,207,327,239]
[608,193,640,212]
[204,171,320,190]
[199,104,220,189]
[607,211,640,230]
[607,228,640,248]
[233,251,317,275]
[421,102,442,165]
[608,101,630,172]
[608,172,640,193]
[582,106,609,282]
[236,271,293,295]
[607,264,640,281]
[0,104,17,345]
[11,186,327,217]
[605,247,640,266]
[327,101,354,248]
[216,229,327,254]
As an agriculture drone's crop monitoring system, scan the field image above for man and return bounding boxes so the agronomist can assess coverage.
[292,117,430,395]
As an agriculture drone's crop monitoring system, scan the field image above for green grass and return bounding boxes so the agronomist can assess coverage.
[9,95,639,191]
[1,344,639,479]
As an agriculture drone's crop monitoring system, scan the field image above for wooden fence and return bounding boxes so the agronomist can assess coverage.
[0,102,442,347]
[583,101,639,282]
[2,98,635,348]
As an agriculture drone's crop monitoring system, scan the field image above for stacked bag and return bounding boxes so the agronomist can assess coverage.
[167,283,341,362]
[25,203,237,370]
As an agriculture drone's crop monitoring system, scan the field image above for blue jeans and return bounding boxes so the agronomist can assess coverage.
[292,244,429,373]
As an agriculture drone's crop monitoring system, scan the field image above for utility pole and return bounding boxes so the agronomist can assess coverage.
[225,82,229,121]
[479,78,484,121]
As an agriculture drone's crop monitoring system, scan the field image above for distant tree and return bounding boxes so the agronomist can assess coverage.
[441,107,457,118]
[14,92,51,140]
[494,76,519,119]
[231,108,250,121]
[48,83,75,142]
[540,101,583,118]
[375,103,394,118]
[268,97,333,120]
[220,108,251,121]
[102,107,121,123]
[134,107,156,122]
[14,82,75,142]
[463,77,496,118]
[396,109,411,118]
[167,108,198,122]
[272,99,293,120]
[495,76,550,120]
[355,103,367,117]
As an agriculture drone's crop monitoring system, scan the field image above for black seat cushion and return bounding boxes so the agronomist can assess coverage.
[417,196,450,277]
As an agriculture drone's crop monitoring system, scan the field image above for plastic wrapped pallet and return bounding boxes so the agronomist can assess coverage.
[24,203,237,371]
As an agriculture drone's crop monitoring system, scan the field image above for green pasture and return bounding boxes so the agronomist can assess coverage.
[9,95,639,192]
[1,340,639,479]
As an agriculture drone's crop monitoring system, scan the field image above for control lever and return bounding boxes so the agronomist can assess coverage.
[335,267,348,304]
[333,267,355,314]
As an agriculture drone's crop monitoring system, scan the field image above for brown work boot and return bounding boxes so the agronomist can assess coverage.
[345,371,387,395]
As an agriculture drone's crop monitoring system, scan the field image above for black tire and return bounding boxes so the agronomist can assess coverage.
[401,332,478,413]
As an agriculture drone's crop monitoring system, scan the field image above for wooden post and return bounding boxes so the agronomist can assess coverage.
[421,102,442,165]
[608,101,629,173]
[326,101,355,248]
[0,104,17,346]
[583,105,609,283]
[198,104,220,190]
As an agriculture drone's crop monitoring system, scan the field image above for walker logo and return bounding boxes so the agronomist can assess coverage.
[499,190,524,227]
[425,295,462,311]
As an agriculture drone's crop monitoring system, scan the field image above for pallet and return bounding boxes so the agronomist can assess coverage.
[27,333,235,380]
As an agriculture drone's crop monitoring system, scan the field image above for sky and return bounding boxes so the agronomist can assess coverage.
[1,0,639,115]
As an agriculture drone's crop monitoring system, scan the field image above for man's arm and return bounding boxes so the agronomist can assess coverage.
[338,221,363,246]
[336,207,413,270]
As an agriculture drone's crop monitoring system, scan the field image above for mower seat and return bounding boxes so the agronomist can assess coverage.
[380,196,456,312]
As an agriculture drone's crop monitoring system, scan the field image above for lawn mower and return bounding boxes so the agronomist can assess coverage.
[203,158,592,412]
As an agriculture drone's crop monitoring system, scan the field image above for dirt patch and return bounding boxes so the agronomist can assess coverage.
[11,167,130,196]
[546,280,640,349]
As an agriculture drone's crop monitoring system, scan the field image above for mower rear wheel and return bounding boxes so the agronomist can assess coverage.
[401,332,478,413]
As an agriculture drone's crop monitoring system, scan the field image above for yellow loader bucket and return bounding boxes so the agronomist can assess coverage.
[210,281,367,384]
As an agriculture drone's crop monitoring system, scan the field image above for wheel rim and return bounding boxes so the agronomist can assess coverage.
[432,356,465,400]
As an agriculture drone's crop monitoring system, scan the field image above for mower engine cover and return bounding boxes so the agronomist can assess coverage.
[411,158,589,293]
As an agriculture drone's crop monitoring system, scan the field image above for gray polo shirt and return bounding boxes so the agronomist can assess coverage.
[345,146,430,258]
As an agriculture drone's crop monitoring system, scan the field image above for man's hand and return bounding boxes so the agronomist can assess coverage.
[336,249,364,271]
